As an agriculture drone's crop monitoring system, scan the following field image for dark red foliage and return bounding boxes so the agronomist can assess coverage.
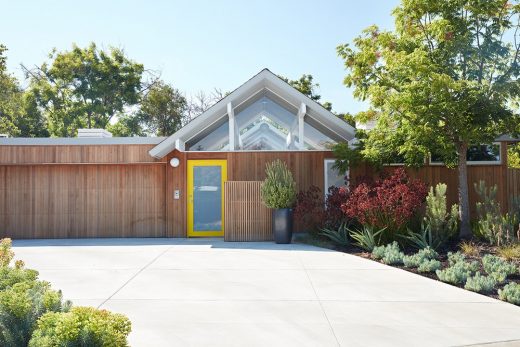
[324,186,351,228]
[294,185,325,233]
[341,168,427,233]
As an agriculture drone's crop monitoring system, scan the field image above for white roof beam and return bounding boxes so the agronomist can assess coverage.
[227,102,235,151]
[297,102,306,149]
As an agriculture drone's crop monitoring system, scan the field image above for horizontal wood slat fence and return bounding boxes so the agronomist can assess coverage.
[224,181,273,241]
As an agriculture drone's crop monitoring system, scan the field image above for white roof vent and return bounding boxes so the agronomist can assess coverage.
[0,134,8,138]
[77,129,113,138]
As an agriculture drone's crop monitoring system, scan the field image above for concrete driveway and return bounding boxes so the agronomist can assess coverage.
[12,238,520,347]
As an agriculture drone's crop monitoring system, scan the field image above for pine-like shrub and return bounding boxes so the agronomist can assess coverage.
[436,259,479,285]
[464,273,496,293]
[498,283,520,306]
[29,306,132,347]
[423,183,458,247]
[474,181,520,245]
[482,255,517,277]
[260,160,297,209]
[403,247,439,268]
[417,259,441,273]
[371,241,404,265]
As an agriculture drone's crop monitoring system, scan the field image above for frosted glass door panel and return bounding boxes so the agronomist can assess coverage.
[193,166,222,231]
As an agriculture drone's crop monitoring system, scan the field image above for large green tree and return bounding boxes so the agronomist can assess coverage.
[0,45,48,137]
[138,81,188,136]
[337,0,520,237]
[26,43,144,137]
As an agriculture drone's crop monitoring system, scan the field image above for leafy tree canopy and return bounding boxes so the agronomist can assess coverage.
[336,0,520,237]
[138,81,188,136]
[26,43,145,137]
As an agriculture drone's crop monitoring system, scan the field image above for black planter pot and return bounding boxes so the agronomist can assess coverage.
[272,208,293,244]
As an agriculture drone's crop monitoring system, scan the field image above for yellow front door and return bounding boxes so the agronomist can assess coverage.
[187,160,227,237]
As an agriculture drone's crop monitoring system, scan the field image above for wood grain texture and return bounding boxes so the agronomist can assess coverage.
[224,181,272,241]
[0,164,166,238]
[0,145,165,164]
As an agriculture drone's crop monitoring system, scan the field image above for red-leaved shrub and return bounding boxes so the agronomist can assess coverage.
[294,185,324,233]
[342,168,427,235]
[294,185,352,233]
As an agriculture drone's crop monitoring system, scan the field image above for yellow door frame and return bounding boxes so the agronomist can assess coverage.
[187,159,227,237]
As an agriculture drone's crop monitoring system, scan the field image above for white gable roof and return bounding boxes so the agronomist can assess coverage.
[149,68,356,158]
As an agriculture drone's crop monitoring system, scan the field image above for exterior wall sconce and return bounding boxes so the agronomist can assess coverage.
[170,157,180,168]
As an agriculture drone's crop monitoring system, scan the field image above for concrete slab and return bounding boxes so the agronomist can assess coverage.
[11,238,520,347]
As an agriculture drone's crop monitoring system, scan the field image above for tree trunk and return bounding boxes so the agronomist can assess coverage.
[457,142,472,238]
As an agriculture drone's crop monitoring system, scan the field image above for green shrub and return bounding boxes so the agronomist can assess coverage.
[423,183,458,247]
[349,226,385,251]
[497,244,520,261]
[482,255,517,277]
[371,242,404,265]
[260,160,297,209]
[0,238,14,267]
[0,244,71,347]
[403,247,439,268]
[474,181,519,246]
[29,306,132,347]
[498,283,520,306]
[447,251,466,266]
[319,223,350,247]
[436,259,479,285]
[489,271,508,285]
[417,259,441,273]
[464,273,496,293]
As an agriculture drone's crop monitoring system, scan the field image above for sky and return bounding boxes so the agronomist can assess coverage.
[1,0,399,114]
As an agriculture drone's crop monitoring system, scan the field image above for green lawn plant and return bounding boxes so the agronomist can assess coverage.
[260,160,297,209]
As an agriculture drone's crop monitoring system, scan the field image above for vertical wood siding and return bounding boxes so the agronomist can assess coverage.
[224,181,273,241]
[0,164,166,238]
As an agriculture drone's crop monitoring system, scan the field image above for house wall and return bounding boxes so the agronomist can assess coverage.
[165,150,335,237]
[350,143,511,216]
[0,145,167,239]
[0,143,514,239]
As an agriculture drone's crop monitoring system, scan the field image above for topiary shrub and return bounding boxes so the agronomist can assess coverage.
[464,273,496,293]
[29,306,132,347]
[260,160,297,209]
[498,283,520,306]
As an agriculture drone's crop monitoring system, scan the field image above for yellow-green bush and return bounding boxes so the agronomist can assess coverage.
[29,306,132,347]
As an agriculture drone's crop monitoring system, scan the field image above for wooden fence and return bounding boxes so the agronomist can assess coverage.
[224,181,273,241]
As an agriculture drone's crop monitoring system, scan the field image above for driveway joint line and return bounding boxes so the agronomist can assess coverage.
[295,250,341,347]
[97,246,173,308]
